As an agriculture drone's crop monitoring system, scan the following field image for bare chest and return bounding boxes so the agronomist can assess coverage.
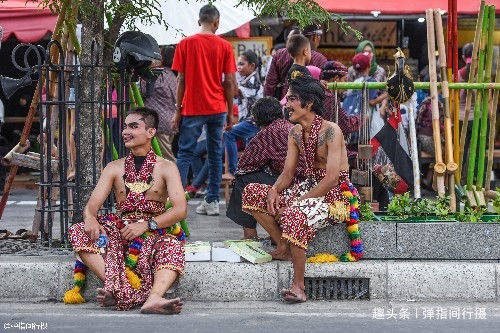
[113,168,168,203]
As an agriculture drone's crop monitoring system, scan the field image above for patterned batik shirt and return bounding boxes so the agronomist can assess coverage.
[143,68,177,135]
[235,118,306,179]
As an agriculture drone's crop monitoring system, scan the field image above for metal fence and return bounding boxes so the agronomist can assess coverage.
[11,41,132,246]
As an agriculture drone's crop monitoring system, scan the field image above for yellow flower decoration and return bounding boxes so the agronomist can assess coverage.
[306,253,339,263]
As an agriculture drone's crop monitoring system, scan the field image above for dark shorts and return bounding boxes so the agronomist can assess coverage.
[226,171,277,229]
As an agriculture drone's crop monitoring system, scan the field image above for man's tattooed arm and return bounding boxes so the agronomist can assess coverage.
[317,124,335,147]
[288,126,302,148]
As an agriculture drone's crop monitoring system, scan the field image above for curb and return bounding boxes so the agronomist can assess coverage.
[0,256,499,302]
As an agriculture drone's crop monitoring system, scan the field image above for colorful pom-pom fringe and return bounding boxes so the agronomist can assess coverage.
[63,260,87,304]
[114,216,186,290]
[340,181,363,262]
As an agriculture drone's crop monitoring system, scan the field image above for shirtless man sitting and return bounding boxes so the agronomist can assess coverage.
[242,74,362,303]
[65,107,187,314]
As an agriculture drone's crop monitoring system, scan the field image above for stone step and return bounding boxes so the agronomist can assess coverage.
[0,256,499,303]
[308,222,500,260]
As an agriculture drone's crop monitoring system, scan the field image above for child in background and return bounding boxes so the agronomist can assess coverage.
[223,51,263,175]
[285,34,312,82]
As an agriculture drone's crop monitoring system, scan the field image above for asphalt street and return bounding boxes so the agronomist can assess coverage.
[1,301,500,333]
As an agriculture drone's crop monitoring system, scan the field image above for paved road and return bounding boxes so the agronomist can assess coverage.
[1,301,499,333]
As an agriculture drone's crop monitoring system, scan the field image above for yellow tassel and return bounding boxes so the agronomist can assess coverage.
[346,252,356,261]
[63,286,86,304]
[126,267,141,290]
[128,254,139,262]
[347,224,358,233]
[343,191,353,198]
[172,224,181,234]
[74,272,85,281]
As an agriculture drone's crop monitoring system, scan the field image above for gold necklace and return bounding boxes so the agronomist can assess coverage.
[125,180,154,194]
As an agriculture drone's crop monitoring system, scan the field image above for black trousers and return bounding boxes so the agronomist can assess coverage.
[226,171,277,229]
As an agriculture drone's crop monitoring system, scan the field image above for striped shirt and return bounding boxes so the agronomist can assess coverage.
[236,119,305,179]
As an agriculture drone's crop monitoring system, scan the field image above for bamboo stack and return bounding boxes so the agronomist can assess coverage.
[485,43,500,193]
[458,0,486,182]
[465,5,495,206]
[476,5,495,191]
[425,9,447,196]
[434,9,457,210]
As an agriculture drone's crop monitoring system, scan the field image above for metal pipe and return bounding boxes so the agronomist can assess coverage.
[326,81,500,90]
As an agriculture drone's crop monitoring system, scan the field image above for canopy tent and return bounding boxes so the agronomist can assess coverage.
[316,0,500,15]
[0,0,57,42]
[133,0,256,45]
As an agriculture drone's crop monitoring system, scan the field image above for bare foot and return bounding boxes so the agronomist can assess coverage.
[67,170,75,181]
[140,295,183,315]
[269,243,291,261]
[96,288,117,307]
[281,285,306,303]
[243,228,258,240]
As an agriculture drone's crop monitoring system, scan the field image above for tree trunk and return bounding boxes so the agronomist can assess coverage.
[73,0,105,222]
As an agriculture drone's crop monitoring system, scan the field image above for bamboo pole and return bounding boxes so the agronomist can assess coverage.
[459,0,485,182]
[0,3,68,219]
[485,40,500,191]
[130,83,163,157]
[476,5,495,190]
[325,82,500,90]
[452,0,459,170]
[426,9,446,196]
[434,8,457,210]
[407,106,421,198]
[466,5,489,190]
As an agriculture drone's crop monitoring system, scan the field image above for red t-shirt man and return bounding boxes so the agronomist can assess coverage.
[172,34,236,116]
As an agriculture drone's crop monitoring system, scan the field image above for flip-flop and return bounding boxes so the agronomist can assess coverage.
[0,229,12,240]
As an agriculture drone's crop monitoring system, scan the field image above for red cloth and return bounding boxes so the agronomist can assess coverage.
[352,53,371,72]
[0,0,58,42]
[172,34,236,116]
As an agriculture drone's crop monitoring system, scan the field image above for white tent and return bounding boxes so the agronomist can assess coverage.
[133,0,256,45]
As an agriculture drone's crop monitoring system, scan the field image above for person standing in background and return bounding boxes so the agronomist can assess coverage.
[223,50,263,176]
[143,46,178,162]
[172,4,236,216]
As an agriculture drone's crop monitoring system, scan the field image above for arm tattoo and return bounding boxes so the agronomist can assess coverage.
[317,125,335,147]
[289,128,302,147]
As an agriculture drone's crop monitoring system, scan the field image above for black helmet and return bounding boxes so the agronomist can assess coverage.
[113,31,161,71]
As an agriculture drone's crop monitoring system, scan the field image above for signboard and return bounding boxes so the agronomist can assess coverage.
[225,36,273,58]
[321,21,398,48]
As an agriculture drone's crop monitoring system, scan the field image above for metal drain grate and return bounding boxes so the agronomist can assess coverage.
[304,277,370,300]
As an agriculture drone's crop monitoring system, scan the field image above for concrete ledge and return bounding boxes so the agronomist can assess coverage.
[387,262,497,301]
[309,222,500,260]
[0,257,499,302]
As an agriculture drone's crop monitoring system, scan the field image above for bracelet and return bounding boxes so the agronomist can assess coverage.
[175,103,183,109]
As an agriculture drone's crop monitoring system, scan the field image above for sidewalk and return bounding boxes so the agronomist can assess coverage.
[1,189,499,304]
